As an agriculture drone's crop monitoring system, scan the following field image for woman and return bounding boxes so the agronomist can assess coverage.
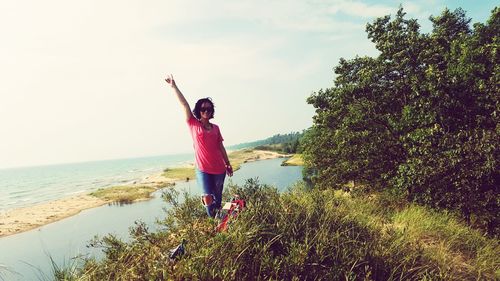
[165,74,233,217]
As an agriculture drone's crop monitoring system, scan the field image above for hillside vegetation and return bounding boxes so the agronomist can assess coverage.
[57,180,498,280]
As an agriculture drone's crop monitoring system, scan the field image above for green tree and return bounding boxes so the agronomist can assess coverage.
[395,8,499,231]
[303,7,499,233]
[304,8,424,189]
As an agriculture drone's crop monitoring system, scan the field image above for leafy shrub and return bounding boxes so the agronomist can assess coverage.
[66,180,500,280]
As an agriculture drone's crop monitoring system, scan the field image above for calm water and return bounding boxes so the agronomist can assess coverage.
[0,153,194,212]
[0,158,302,280]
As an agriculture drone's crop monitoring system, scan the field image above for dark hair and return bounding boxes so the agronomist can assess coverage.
[193,97,215,119]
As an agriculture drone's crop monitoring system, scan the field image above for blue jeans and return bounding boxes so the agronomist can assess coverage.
[196,169,226,217]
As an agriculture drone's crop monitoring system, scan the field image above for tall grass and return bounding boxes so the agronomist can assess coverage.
[56,180,499,280]
[90,185,159,204]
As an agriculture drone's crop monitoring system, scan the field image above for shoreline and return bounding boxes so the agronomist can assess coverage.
[0,150,291,238]
[0,171,175,238]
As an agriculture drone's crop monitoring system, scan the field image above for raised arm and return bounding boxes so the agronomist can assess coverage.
[165,74,193,121]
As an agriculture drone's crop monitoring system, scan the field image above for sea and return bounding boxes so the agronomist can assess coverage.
[0,154,303,280]
[0,153,194,212]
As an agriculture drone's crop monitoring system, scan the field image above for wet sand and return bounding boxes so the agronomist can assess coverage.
[0,194,108,237]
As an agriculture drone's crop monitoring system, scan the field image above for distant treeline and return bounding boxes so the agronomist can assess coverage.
[302,7,499,234]
[228,131,304,153]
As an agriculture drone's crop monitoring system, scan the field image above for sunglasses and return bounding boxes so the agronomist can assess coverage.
[200,107,213,113]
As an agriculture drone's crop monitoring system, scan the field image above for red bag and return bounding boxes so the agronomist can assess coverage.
[215,196,246,232]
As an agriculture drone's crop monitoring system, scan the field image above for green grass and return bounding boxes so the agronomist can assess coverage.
[391,205,499,278]
[90,184,169,204]
[227,148,262,171]
[162,167,196,181]
[60,180,499,280]
[281,154,304,166]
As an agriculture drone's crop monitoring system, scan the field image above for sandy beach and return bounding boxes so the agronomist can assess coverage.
[239,150,292,163]
[0,171,173,238]
[0,150,290,238]
[0,195,108,237]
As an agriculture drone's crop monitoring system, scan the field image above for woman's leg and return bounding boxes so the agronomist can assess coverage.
[196,169,226,217]
[196,169,215,217]
[212,173,226,210]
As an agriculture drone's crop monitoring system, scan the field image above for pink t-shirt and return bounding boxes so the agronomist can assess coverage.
[187,116,226,174]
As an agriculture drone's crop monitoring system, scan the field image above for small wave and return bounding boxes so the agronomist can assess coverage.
[2,200,20,206]
[9,193,30,199]
[8,198,32,204]
[1,198,36,210]
[8,190,31,195]
[140,167,155,172]
[65,190,86,196]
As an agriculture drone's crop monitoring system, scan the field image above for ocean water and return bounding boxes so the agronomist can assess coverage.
[0,153,194,211]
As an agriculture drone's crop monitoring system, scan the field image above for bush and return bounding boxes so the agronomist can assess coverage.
[64,180,500,280]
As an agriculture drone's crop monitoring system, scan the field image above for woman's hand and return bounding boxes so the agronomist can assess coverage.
[226,164,233,177]
[165,74,177,88]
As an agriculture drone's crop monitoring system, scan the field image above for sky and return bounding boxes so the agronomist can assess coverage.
[0,0,497,169]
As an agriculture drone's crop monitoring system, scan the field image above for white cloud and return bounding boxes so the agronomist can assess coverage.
[329,1,394,18]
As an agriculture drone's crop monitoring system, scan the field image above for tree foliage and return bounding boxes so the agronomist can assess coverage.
[229,131,304,153]
[302,7,499,233]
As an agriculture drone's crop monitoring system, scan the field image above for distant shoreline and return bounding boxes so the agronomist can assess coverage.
[0,150,292,238]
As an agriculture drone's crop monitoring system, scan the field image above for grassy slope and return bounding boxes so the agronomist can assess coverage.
[281,154,304,166]
[68,181,498,280]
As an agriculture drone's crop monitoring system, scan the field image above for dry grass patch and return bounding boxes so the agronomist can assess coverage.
[90,185,161,204]
[227,148,257,171]
[162,167,196,181]
[281,154,304,166]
